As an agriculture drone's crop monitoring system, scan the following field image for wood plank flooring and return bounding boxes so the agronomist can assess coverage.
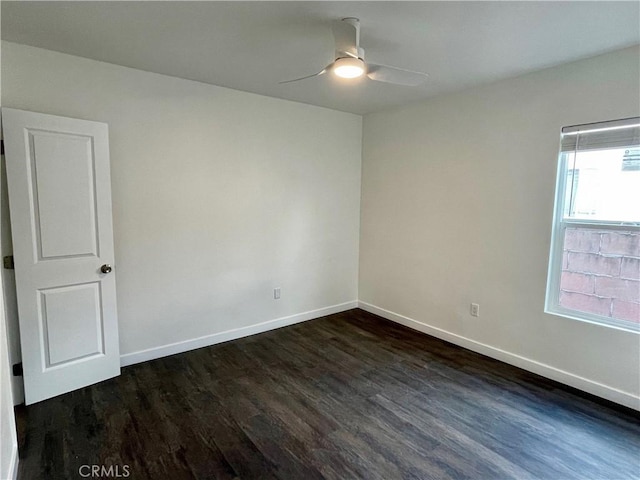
[16,309,640,479]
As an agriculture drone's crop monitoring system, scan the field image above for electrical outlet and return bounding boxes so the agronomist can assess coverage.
[274,287,281,300]
[470,303,480,317]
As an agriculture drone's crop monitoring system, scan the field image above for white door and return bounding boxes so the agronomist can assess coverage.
[2,108,120,405]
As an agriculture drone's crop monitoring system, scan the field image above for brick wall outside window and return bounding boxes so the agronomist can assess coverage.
[559,228,640,323]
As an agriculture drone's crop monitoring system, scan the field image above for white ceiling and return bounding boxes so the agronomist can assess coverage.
[2,1,639,115]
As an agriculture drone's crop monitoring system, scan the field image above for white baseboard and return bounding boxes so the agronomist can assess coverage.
[120,301,358,367]
[358,301,640,411]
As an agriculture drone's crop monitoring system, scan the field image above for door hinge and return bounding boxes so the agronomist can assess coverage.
[0,140,4,156]
[3,255,14,270]
[13,362,23,377]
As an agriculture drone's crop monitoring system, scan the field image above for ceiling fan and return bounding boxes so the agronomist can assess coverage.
[280,17,429,86]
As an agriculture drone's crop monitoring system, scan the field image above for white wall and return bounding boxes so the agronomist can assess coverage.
[1,143,22,404]
[0,268,17,479]
[0,32,20,480]
[360,46,640,408]
[1,42,361,364]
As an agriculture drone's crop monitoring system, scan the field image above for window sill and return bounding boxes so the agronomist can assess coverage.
[545,305,640,334]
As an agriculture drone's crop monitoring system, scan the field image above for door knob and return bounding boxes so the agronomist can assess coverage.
[100,264,112,274]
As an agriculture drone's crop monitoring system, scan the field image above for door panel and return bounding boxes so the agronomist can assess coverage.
[2,108,120,404]
[40,282,104,367]
[30,131,98,259]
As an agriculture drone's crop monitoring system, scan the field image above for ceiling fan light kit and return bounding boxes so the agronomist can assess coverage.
[280,17,428,86]
[333,57,366,79]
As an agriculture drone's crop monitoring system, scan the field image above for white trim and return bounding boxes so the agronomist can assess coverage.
[562,116,640,134]
[8,442,18,480]
[545,149,570,318]
[358,301,640,411]
[546,305,640,334]
[120,301,358,367]
[562,219,640,229]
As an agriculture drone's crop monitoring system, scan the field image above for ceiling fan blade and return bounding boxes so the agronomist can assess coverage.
[279,64,332,84]
[332,17,360,58]
[366,63,428,86]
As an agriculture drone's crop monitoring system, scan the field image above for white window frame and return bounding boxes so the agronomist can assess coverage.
[545,118,640,333]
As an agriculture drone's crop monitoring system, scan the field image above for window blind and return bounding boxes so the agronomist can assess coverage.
[560,117,640,152]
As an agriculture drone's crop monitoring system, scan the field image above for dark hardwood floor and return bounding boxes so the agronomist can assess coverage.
[16,309,640,479]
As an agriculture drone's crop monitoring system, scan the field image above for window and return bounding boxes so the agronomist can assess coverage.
[546,117,640,331]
